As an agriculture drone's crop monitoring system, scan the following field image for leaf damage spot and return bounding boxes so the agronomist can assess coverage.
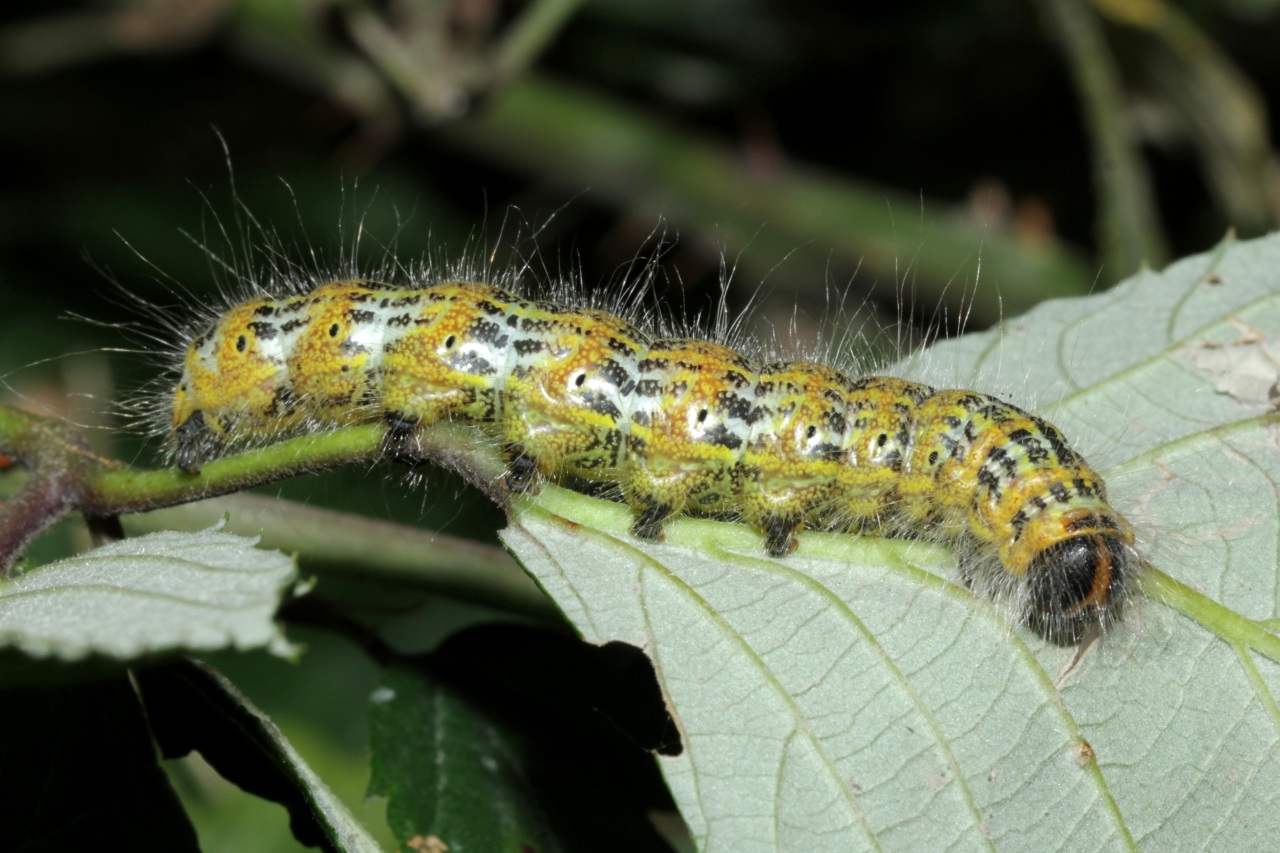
[405,835,449,853]
[1073,739,1096,768]
[1184,322,1280,412]
[550,512,582,532]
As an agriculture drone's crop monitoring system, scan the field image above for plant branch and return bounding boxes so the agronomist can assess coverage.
[0,406,550,619]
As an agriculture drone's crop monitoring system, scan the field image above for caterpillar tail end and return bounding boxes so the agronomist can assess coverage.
[1024,532,1134,646]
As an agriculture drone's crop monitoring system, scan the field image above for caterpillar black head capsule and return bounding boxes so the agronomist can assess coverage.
[1024,529,1135,645]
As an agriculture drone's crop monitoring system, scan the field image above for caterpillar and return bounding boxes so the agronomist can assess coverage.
[170,277,1137,645]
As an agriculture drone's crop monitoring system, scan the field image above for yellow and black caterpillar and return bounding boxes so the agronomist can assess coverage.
[171,278,1136,644]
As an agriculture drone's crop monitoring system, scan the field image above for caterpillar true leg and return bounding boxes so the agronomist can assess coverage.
[174,410,214,475]
[502,452,541,494]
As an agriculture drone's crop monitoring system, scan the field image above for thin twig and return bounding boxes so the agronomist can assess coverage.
[1038,0,1167,277]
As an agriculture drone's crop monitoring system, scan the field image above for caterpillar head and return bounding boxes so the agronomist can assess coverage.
[171,298,289,473]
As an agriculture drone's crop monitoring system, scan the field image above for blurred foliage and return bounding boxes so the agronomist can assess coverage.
[1,0,1279,849]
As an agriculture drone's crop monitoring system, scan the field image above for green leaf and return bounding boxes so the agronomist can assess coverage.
[367,633,677,853]
[502,233,1280,850]
[137,659,384,853]
[369,664,560,852]
[0,525,298,663]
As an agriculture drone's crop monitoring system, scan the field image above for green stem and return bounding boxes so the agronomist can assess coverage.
[1038,0,1167,276]
[1141,566,1280,663]
[482,0,587,85]
[125,493,556,621]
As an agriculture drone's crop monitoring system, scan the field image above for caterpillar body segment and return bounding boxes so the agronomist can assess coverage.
[501,301,649,485]
[170,278,1136,644]
[627,338,758,539]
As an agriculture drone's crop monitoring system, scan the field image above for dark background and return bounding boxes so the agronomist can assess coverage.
[1,1,1277,848]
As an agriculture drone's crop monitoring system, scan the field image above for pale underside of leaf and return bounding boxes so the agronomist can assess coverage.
[503,234,1280,851]
[0,525,298,661]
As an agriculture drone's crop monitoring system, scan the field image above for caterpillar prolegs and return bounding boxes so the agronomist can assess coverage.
[171,278,1136,644]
